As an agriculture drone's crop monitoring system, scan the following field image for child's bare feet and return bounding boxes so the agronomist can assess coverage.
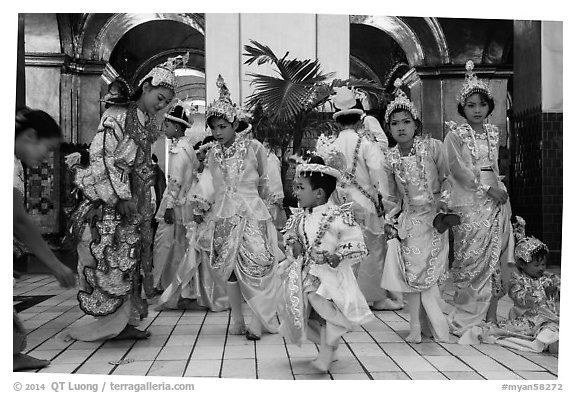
[406,323,422,343]
[310,347,336,373]
[246,317,262,340]
[111,325,151,340]
[229,320,246,335]
[13,353,50,371]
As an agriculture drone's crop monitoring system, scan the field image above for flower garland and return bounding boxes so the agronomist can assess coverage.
[457,123,498,163]
[301,207,339,266]
[454,123,500,197]
[212,134,249,191]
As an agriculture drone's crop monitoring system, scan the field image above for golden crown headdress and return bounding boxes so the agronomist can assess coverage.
[206,74,240,124]
[138,52,190,91]
[513,216,549,263]
[384,78,419,123]
[459,60,493,106]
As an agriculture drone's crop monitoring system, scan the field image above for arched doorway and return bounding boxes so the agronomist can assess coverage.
[80,14,206,172]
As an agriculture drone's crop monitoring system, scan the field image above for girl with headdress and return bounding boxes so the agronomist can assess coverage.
[100,77,132,109]
[443,61,515,336]
[379,79,457,343]
[458,217,559,353]
[62,54,188,341]
[324,86,403,311]
[278,154,373,372]
[357,91,389,153]
[194,75,284,340]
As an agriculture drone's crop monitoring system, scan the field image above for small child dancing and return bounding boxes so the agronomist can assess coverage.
[277,154,373,373]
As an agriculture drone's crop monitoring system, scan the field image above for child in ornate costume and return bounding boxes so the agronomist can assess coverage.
[380,79,457,343]
[158,136,230,312]
[323,86,402,311]
[459,217,559,353]
[152,102,202,308]
[62,54,187,342]
[444,61,515,336]
[358,92,389,152]
[13,108,76,371]
[278,155,373,372]
[263,140,287,233]
[195,75,283,340]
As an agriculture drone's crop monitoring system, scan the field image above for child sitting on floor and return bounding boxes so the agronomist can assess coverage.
[459,216,559,353]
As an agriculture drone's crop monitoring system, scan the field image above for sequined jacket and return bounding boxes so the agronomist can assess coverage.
[283,202,368,267]
[443,122,503,208]
[508,271,560,318]
[74,105,161,208]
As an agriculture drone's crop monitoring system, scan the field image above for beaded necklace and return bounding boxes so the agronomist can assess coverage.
[460,123,498,165]
[388,136,434,207]
[213,134,249,190]
[301,206,338,266]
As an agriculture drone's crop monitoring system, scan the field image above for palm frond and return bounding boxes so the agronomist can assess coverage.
[245,74,314,123]
[243,40,280,66]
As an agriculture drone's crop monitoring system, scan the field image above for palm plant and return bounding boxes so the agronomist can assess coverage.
[243,39,383,154]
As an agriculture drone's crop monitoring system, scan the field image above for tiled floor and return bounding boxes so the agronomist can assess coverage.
[14,274,558,380]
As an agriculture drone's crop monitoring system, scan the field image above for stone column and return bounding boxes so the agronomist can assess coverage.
[205,14,350,105]
[17,14,25,110]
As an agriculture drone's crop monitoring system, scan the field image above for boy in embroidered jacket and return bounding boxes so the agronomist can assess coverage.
[277,155,373,373]
[152,103,201,306]
[320,86,403,311]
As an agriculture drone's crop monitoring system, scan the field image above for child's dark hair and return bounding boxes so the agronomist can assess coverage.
[531,248,548,262]
[168,105,189,133]
[131,77,172,101]
[385,108,423,136]
[15,107,62,140]
[194,136,216,150]
[301,156,337,199]
[457,92,495,118]
[152,154,159,164]
[207,115,250,134]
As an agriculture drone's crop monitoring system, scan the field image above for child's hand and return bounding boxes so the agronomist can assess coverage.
[192,214,204,224]
[545,285,559,300]
[292,240,304,257]
[164,208,175,224]
[116,199,137,217]
[311,250,340,268]
[52,264,76,288]
[384,224,398,239]
[487,187,508,205]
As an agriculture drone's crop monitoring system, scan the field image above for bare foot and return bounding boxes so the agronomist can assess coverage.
[372,298,403,311]
[310,348,335,373]
[13,353,50,371]
[245,318,262,340]
[229,321,246,335]
[111,325,151,341]
[406,324,422,343]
